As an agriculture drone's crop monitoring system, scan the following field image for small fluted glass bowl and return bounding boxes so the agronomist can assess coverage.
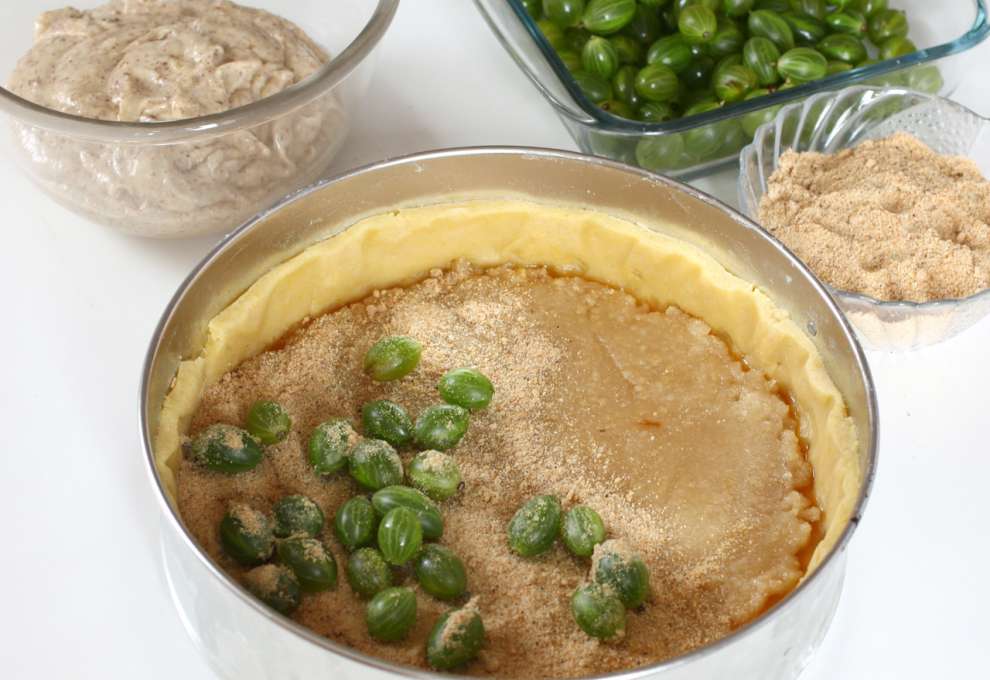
[0,0,398,238]
[738,86,990,352]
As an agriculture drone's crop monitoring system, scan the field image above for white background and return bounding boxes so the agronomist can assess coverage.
[2,1,989,678]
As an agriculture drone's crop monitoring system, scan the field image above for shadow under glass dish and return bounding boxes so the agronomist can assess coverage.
[141,148,878,680]
[474,0,989,180]
[739,85,990,351]
[0,0,400,238]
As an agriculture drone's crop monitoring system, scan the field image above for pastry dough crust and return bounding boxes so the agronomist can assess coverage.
[154,200,860,571]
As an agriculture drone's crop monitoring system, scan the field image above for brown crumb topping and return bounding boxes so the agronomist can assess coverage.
[245,564,291,597]
[759,132,990,303]
[439,597,482,648]
[228,502,267,537]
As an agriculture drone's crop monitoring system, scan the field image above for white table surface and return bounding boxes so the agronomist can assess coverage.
[2,1,988,678]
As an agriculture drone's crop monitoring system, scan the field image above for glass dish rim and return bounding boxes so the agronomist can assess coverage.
[738,84,990,314]
[0,0,400,144]
[496,0,990,135]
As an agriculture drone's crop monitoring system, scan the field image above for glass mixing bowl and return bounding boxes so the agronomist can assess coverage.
[738,85,990,351]
[0,0,399,238]
[474,0,989,180]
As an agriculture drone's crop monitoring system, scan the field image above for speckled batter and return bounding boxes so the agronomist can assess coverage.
[7,0,344,236]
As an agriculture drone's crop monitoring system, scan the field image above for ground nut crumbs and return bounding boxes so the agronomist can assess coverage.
[418,450,450,472]
[228,502,266,536]
[223,427,249,450]
[303,540,328,562]
[245,564,291,597]
[591,539,639,573]
[759,132,990,303]
[439,597,482,647]
[178,263,819,678]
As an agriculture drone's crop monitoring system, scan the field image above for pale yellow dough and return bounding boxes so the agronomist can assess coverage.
[154,200,861,571]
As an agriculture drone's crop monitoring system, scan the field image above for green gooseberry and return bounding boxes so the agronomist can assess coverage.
[276,536,338,592]
[426,605,485,671]
[349,439,403,491]
[187,423,263,474]
[378,507,423,566]
[413,404,470,451]
[367,587,417,642]
[244,400,291,445]
[408,450,462,501]
[438,367,495,411]
[272,494,324,538]
[244,564,301,615]
[346,547,393,599]
[414,544,468,601]
[220,503,274,566]
[591,539,650,608]
[308,418,357,476]
[362,400,413,448]
[571,582,625,640]
[363,335,422,382]
[561,506,607,557]
[507,495,562,557]
[334,496,378,551]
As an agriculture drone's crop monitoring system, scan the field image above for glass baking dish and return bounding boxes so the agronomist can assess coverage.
[474,0,989,179]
